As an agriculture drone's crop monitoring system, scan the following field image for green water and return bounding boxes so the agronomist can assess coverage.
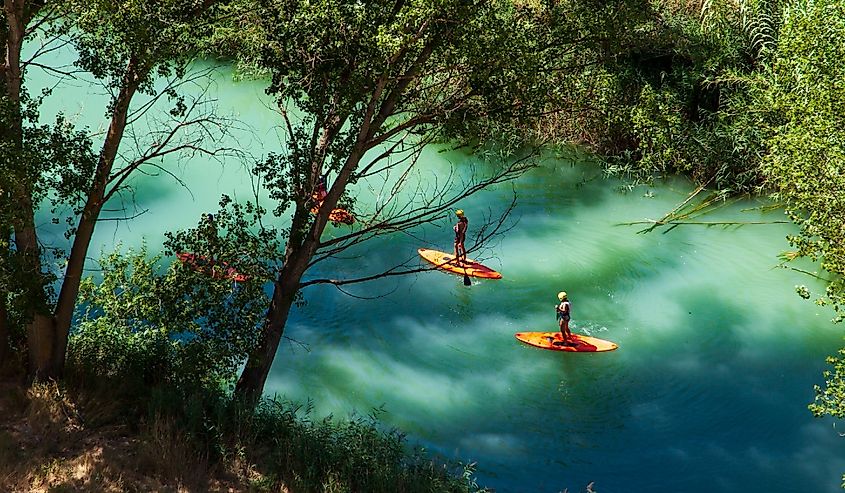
[30,60,845,492]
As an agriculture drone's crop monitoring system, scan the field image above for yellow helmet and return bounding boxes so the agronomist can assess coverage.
[558,291,567,301]
[455,209,464,217]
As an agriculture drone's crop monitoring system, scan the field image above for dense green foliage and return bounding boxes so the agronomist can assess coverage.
[765,0,845,468]
[534,0,774,192]
[66,0,228,95]
[810,349,845,420]
[809,348,845,487]
[536,0,845,320]
[70,244,268,392]
[761,0,845,324]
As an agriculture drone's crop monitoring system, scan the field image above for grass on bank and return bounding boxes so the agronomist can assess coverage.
[0,360,485,493]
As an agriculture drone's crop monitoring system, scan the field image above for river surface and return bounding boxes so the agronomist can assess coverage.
[31,60,845,492]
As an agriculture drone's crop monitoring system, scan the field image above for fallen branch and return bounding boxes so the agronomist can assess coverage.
[619,219,789,228]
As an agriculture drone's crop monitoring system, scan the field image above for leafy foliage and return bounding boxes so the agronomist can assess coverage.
[162,194,283,282]
[810,349,845,419]
[69,243,269,392]
[809,347,845,487]
[250,0,558,190]
[1,88,97,326]
[761,0,845,322]
[65,0,229,97]
[226,400,486,493]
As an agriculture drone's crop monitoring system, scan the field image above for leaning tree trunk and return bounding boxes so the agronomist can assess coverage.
[51,59,142,376]
[234,272,301,404]
[234,191,328,401]
[234,143,372,402]
[232,41,428,399]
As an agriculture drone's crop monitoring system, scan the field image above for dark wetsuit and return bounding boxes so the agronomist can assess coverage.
[454,217,468,245]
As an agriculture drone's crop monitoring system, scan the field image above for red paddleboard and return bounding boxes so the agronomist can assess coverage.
[176,252,249,282]
[514,332,618,352]
[417,248,502,279]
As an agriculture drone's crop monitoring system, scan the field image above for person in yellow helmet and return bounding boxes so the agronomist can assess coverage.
[555,291,572,345]
[453,209,468,265]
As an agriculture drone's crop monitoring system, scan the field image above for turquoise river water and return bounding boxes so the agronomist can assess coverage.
[31,61,845,492]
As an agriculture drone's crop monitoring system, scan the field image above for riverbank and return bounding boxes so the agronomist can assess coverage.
[0,363,483,493]
[0,376,259,492]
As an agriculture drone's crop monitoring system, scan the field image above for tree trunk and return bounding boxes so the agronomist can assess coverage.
[235,141,371,402]
[25,313,54,380]
[5,0,56,379]
[12,192,55,379]
[232,43,424,400]
[51,59,142,375]
[234,274,300,403]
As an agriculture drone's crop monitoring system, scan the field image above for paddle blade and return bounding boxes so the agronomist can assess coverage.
[463,272,471,286]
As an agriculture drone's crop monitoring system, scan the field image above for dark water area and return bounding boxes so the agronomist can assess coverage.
[29,56,845,492]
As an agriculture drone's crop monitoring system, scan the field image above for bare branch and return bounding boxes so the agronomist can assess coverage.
[319,152,537,251]
[126,64,219,125]
[25,61,84,79]
[300,254,441,289]
[300,200,516,288]
[100,82,244,206]
[23,35,74,67]
[619,219,790,231]
[24,4,62,36]
[96,208,149,222]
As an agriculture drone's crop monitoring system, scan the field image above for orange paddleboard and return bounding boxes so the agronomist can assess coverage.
[515,332,618,352]
[417,248,502,279]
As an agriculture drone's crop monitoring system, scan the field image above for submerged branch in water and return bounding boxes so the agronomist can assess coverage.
[617,219,790,233]
[781,265,831,282]
[624,177,789,234]
[636,178,713,233]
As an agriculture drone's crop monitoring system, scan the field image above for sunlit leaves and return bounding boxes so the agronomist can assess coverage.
[761,0,845,323]
[73,243,271,389]
[64,0,229,97]
[26,114,97,213]
[810,349,845,419]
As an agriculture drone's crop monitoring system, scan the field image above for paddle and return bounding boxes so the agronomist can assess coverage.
[460,255,471,285]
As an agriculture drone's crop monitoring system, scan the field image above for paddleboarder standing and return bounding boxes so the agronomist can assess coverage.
[555,291,572,345]
[453,209,468,265]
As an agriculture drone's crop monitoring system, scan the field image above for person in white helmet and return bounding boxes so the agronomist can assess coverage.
[555,291,572,345]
